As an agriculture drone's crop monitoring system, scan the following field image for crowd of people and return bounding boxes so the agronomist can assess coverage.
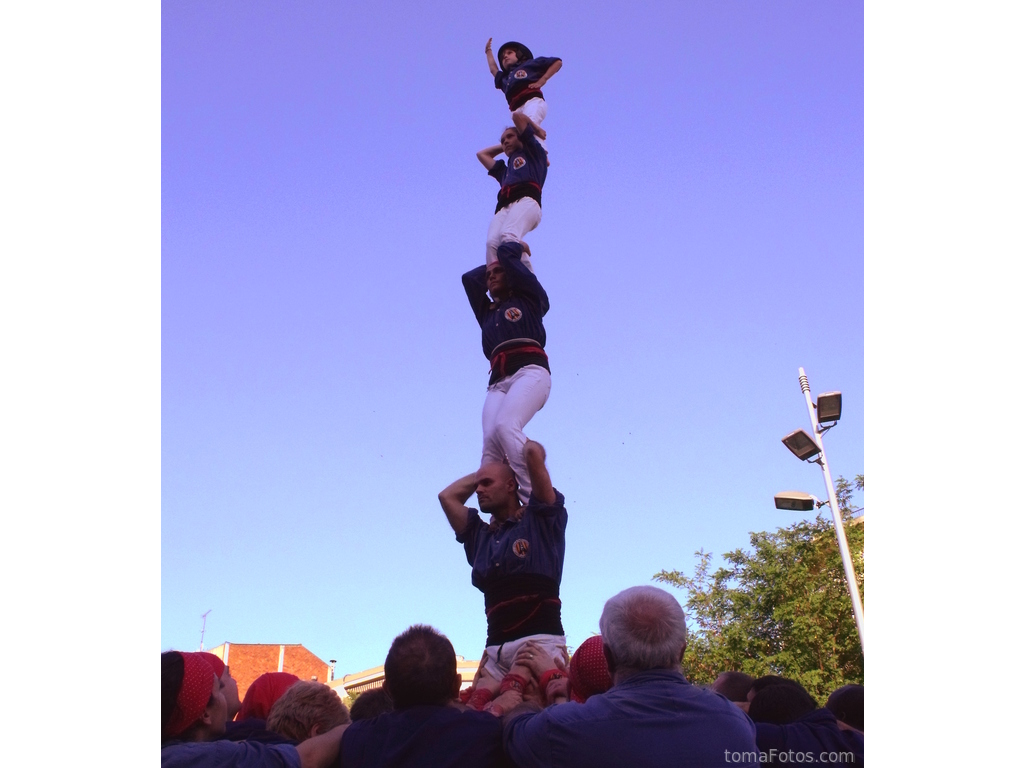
[163,37,864,768]
[162,585,863,767]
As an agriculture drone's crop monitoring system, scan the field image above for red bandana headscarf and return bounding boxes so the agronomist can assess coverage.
[165,652,217,739]
[237,672,300,721]
[197,652,226,678]
[569,635,612,703]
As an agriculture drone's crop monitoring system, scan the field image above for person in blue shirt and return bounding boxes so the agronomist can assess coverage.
[477,111,548,272]
[485,39,561,154]
[503,586,760,768]
[825,684,864,733]
[337,625,511,768]
[438,439,568,714]
[748,679,864,767]
[462,241,551,506]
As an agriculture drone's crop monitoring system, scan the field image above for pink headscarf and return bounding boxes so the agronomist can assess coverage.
[569,635,612,703]
[165,652,217,738]
[237,672,300,721]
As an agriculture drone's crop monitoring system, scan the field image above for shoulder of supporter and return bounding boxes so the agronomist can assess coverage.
[519,126,545,159]
[526,489,565,517]
[502,706,555,767]
[161,740,300,768]
[220,719,296,745]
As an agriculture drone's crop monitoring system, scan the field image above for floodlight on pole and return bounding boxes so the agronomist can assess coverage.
[781,430,821,462]
[783,367,865,654]
[816,391,842,423]
[774,490,824,512]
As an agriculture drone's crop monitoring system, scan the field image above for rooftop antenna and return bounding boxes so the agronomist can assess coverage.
[199,609,212,651]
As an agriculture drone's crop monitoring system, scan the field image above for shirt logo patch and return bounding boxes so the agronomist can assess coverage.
[514,69,528,79]
[512,156,526,170]
[512,539,530,558]
[504,307,523,322]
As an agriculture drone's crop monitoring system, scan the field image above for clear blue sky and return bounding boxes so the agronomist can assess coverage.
[161,0,864,675]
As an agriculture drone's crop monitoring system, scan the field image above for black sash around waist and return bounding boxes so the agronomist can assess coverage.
[483,573,563,646]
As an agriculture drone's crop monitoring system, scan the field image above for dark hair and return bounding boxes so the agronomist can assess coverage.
[826,684,864,731]
[712,671,755,703]
[162,651,185,735]
[383,625,457,709]
[748,679,818,724]
[349,688,395,721]
[749,675,804,697]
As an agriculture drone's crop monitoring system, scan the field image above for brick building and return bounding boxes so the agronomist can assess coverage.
[329,656,481,698]
[205,643,332,703]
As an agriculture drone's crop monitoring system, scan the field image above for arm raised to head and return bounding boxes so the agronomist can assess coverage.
[523,441,555,505]
[511,111,546,141]
[439,472,477,535]
[477,144,503,170]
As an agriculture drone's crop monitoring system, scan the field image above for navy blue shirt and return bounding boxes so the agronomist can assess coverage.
[162,740,299,768]
[457,489,567,591]
[503,669,759,768]
[338,705,511,768]
[494,56,561,109]
[755,709,864,767]
[219,718,295,745]
[457,489,567,645]
[463,244,549,357]
[488,124,548,212]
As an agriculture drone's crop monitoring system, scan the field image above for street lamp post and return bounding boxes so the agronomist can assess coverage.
[785,367,865,654]
[199,609,212,652]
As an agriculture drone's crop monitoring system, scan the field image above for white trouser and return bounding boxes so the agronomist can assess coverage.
[486,197,541,272]
[481,364,551,506]
[514,98,549,153]
[479,633,568,686]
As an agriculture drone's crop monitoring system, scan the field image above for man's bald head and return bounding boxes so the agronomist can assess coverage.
[474,462,518,516]
[481,462,515,482]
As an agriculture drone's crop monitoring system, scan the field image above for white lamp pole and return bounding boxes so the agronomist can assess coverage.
[797,367,865,653]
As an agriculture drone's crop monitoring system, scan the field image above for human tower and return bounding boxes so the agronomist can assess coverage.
[437,39,566,715]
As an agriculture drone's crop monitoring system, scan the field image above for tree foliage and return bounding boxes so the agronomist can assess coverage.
[654,476,864,702]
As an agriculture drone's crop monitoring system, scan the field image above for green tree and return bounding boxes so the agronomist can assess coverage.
[654,476,864,702]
